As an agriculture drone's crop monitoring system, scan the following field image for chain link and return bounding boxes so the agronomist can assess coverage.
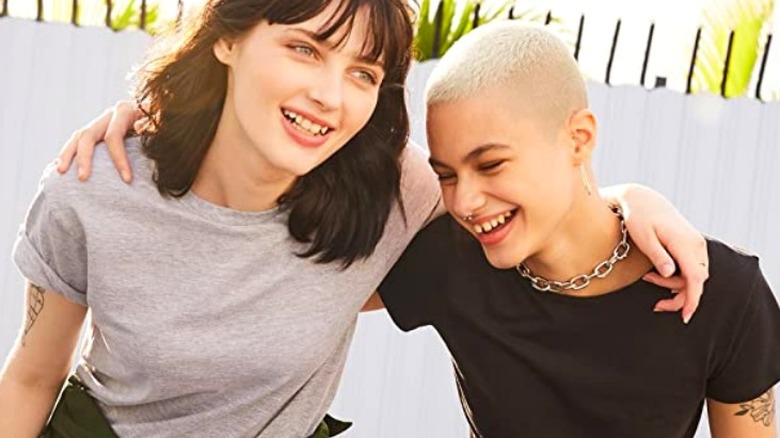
[516,205,630,293]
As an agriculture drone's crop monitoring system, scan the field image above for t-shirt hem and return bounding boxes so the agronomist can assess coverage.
[706,375,780,404]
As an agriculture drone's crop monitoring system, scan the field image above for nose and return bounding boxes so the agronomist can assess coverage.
[450,176,487,221]
[308,67,343,112]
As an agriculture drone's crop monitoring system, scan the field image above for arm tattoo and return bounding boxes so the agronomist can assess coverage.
[21,283,46,346]
[735,389,775,427]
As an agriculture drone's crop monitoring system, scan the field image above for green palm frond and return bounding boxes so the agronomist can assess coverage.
[414,0,531,61]
[691,0,774,98]
[109,0,162,31]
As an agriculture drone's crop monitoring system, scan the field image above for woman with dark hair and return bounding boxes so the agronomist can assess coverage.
[1,0,708,437]
[2,1,418,436]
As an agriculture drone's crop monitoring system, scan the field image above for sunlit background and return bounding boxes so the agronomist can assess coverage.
[3,0,779,99]
[2,2,779,437]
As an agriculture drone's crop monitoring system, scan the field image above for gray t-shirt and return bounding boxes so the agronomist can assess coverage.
[13,138,441,437]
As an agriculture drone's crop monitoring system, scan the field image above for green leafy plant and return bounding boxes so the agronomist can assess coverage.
[77,0,164,32]
[5,0,164,32]
[414,0,535,61]
[109,0,163,32]
[691,0,774,98]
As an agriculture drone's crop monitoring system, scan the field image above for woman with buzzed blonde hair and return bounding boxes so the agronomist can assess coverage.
[377,22,780,437]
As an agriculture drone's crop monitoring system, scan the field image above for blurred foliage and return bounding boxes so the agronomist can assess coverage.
[1,0,775,99]
[413,0,554,61]
[414,0,511,61]
[2,0,168,32]
[691,0,774,97]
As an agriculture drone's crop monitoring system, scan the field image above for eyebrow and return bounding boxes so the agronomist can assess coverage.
[428,143,512,168]
[286,28,385,68]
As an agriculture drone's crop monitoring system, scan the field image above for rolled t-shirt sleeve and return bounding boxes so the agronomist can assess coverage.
[13,163,88,306]
[706,265,780,403]
[379,216,452,331]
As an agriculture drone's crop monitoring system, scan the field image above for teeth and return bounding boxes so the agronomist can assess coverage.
[473,210,515,234]
[283,109,331,136]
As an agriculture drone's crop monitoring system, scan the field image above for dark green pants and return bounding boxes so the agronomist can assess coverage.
[308,414,351,438]
[40,376,117,438]
[41,376,351,437]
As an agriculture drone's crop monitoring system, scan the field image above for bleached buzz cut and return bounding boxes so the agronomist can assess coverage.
[425,21,588,130]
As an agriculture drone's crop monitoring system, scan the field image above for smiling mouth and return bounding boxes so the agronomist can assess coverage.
[281,109,331,136]
[472,209,517,235]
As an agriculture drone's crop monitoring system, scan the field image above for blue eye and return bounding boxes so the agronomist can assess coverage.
[353,70,378,85]
[291,44,316,57]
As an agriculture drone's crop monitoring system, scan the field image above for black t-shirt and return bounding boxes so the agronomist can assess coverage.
[379,215,780,438]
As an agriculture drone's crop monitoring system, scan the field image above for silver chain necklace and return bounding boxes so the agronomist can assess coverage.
[516,206,630,293]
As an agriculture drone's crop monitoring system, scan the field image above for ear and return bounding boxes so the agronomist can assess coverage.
[213,38,237,66]
[568,108,597,165]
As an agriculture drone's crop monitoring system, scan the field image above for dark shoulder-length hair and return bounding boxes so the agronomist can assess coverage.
[133,0,414,267]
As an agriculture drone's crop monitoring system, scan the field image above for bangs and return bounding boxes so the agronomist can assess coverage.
[266,0,412,78]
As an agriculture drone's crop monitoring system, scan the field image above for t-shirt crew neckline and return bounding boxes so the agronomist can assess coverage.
[179,189,283,226]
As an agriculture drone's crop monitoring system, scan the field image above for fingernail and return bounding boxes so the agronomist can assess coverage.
[642,274,652,281]
[653,306,662,313]
[661,263,675,277]
[78,168,85,180]
[683,313,691,324]
[121,170,131,183]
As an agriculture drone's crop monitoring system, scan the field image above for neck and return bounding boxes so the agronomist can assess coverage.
[191,105,296,213]
[523,193,652,296]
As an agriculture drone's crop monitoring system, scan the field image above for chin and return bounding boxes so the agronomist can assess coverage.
[293,151,339,176]
[482,249,524,270]
[275,155,323,177]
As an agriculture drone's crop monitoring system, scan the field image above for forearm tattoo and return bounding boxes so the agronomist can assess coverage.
[735,389,775,427]
[21,283,45,346]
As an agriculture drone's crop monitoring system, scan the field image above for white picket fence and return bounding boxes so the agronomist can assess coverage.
[2,17,779,437]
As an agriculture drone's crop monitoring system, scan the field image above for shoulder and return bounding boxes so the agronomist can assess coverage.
[378,214,483,330]
[701,239,780,403]
[378,214,464,330]
[382,215,463,282]
[84,137,153,189]
[402,214,473,264]
[700,238,770,322]
[705,238,761,293]
[417,213,461,242]
[38,137,154,210]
